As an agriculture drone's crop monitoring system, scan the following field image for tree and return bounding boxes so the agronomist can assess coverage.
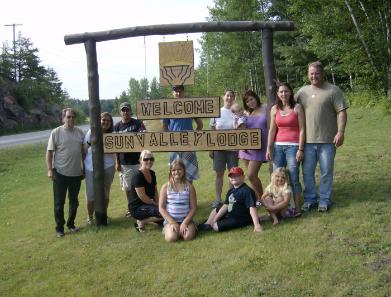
[0,43,14,81]
[199,0,275,98]
[149,77,162,99]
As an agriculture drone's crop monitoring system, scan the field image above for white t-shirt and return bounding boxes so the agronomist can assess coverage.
[83,129,115,172]
[210,106,234,130]
[47,125,84,176]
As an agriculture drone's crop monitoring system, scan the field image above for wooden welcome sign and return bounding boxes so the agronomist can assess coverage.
[136,97,221,119]
[103,129,262,153]
[159,41,194,86]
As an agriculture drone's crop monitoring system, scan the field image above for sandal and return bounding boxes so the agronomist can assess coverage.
[134,222,145,233]
[294,211,302,218]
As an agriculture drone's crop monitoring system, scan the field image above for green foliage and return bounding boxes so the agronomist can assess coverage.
[195,0,391,98]
[199,0,265,96]
[0,34,68,112]
[347,91,391,114]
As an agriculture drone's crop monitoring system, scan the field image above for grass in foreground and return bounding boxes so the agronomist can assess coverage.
[0,107,390,297]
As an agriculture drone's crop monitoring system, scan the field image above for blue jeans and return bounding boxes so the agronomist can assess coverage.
[302,143,336,207]
[273,144,302,194]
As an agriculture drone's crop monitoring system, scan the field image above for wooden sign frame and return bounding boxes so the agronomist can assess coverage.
[136,97,220,119]
[104,129,262,153]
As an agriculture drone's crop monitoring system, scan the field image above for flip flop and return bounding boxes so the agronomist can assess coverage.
[134,222,145,233]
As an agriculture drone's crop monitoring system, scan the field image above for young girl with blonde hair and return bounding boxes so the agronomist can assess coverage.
[159,159,197,242]
[261,167,295,225]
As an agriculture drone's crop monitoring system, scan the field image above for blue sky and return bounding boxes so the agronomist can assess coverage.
[1,0,214,99]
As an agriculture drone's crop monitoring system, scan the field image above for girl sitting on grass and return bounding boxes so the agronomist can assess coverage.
[261,167,295,225]
[159,159,197,242]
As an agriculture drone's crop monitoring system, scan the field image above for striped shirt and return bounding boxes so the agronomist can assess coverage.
[166,183,190,223]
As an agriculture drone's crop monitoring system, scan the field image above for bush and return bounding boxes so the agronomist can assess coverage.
[346,91,391,114]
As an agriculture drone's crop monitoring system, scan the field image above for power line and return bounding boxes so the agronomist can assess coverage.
[4,23,22,81]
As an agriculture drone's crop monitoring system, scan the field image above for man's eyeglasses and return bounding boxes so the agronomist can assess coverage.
[143,157,155,162]
[121,108,130,113]
[66,116,75,119]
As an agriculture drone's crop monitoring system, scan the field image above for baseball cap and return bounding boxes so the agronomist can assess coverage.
[228,167,244,177]
[172,85,184,91]
[119,102,131,111]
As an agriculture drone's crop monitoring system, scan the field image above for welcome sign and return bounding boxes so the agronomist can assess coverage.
[136,97,221,119]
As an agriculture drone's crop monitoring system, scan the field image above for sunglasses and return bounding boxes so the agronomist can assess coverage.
[143,157,155,162]
[121,108,130,112]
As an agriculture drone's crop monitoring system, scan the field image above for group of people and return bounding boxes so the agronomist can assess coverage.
[46,61,348,241]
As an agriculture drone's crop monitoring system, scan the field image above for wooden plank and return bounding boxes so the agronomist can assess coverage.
[103,129,262,153]
[159,41,194,86]
[136,97,220,119]
[64,21,294,45]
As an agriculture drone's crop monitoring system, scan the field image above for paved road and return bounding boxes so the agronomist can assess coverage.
[0,117,120,149]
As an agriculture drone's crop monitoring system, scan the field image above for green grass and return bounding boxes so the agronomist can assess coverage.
[1,107,390,297]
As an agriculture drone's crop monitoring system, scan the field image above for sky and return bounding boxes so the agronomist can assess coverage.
[0,0,214,99]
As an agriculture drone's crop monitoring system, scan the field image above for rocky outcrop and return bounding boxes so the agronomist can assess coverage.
[0,94,62,132]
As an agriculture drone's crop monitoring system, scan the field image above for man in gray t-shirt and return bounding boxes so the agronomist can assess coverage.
[46,108,84,237]
[296,61,348,212]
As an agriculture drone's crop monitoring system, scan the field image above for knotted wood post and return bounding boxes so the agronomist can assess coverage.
[85,39,107,226]
[261,28,277,174]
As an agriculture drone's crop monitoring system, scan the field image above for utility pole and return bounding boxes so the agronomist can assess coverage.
[4,23,22,81]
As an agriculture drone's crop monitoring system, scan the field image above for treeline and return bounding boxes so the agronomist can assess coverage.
[2,0,390,125]
[0,35,68,109]
[114,0,390,114]
[195,0,391,97]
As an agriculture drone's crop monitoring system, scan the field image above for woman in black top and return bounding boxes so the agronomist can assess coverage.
[129,150,162,232]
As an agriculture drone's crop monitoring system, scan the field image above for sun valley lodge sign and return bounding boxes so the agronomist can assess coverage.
[104,96,262,153]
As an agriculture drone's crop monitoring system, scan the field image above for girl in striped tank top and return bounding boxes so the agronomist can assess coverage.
[159,159,197,242]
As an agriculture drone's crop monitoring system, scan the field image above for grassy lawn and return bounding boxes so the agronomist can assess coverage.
[0,107,390,297]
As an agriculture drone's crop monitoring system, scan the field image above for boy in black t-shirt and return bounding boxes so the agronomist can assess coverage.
[199,167,262,233]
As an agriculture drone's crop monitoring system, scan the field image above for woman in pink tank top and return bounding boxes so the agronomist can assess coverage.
[266,82,305,216]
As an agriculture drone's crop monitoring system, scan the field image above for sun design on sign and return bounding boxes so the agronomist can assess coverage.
[159,41,195,86]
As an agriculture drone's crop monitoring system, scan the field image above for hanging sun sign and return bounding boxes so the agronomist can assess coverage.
[159,40,195,86]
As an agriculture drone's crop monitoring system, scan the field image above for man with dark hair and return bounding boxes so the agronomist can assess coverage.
[296,61,348,212]
[46,108,85,238]
[114,102,146,217]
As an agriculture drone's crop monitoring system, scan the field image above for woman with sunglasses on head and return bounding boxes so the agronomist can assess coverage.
[129,150,163,232]
[159,159,197,242]
[266,82,305,217]
[83,112,116,225]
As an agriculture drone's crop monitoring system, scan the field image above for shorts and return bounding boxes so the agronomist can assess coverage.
[279,208,295,219]
[214,206,252,231]
[119,164,139,191]
[130,204,161,220]
[168,152,199,181]
[85,166,115,202]
[216,215,252,232]
[213,151,238,172]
